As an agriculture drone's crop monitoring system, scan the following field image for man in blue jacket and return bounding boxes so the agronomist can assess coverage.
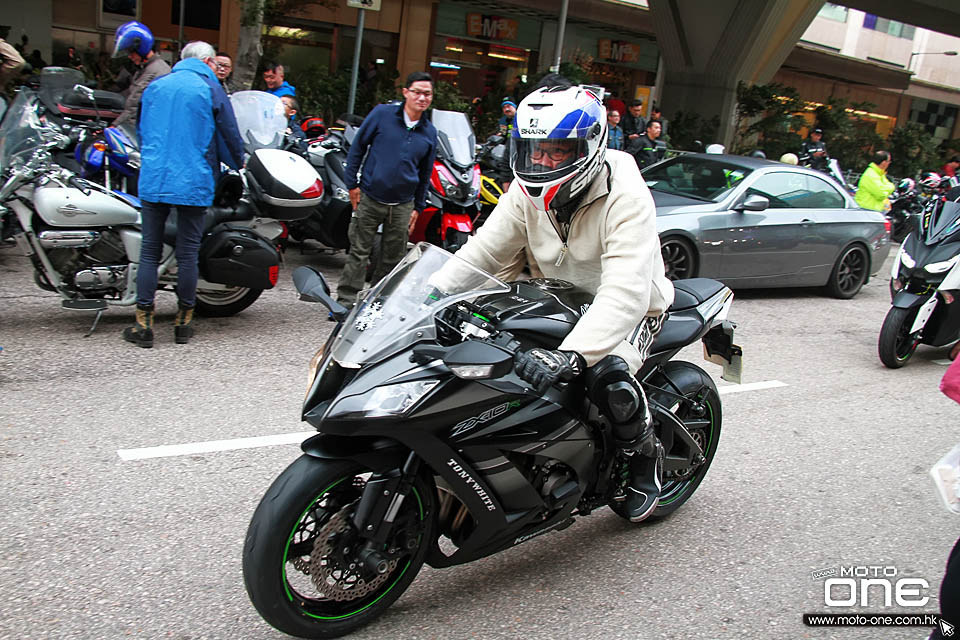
[123,40,244,348]
[337,71,438,309]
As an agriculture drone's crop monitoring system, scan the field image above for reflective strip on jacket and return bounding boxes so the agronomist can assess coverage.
[137,57,244,207]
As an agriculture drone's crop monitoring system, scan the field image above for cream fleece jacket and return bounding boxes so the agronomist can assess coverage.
[454,149,674,372]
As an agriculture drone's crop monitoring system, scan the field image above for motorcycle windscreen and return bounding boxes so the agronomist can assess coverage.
[230,91,288,154]
[330,243,509,368]
[0,92,46,173]
[925,200,960,245]
[37,67,86,114]
[432,110,476,168]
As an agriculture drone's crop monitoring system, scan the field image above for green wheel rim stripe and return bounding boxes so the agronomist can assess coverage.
[659,400,715,506]
[282,477,425,620]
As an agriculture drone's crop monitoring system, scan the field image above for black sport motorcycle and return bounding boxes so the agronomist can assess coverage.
[242,244,742,638]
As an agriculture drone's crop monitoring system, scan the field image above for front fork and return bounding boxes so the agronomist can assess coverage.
[351,451,422,575]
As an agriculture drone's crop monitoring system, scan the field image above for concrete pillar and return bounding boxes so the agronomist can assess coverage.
[648,0,824,148]
[396,0,435,82]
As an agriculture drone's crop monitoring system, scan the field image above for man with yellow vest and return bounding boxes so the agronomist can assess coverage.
[855,150,895,211]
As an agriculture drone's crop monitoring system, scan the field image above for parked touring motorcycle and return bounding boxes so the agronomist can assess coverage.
[242,243,742,638]
[878,190,960,368]
[294,120,358,251]
[0,89,315,332]
[887,178,925,244]
[411,109,481,252]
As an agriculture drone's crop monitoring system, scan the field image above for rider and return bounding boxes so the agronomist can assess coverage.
[451,77,675,522]
[800,128,828,172]
[110,21,171,127]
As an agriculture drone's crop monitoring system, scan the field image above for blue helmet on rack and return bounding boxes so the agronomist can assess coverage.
[112,21,154,58]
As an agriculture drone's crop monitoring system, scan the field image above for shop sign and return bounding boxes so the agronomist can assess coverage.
[467,13,519,41]
[598,39,640,63]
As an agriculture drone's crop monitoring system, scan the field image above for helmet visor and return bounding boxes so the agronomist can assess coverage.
[512,138,587,181]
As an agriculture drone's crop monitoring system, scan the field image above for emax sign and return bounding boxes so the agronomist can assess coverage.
[467,13,519,41]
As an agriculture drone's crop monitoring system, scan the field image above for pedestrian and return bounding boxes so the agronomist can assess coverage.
[262,62,295,98]
[854,150,895,212]
[606,92,626,122]
[214,51,233,93]
[621,98,646,142]
[336,71,437,310]
[26,49,46,70]
[650,104,667,138]
[66,46,84,72]
[110,21,171,127]
[498,97,517,136]
[941,155,960,179]
[607,108,624,150]
[801,127,828,171]
[444,76,674,522]
[123,41,244,348]
[280,95,307,152]
[0,26,25,90]
[626,119,663,170]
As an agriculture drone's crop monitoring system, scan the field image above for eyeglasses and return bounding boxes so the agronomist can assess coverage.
[530,146,575,162]
[407,89,433,98]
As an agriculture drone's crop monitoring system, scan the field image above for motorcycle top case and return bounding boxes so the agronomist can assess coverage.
[199,225,279,290]
[245,148,323,221]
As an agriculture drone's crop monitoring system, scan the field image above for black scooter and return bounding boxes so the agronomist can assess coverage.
[879,189,960,368]
[242,243,742,638]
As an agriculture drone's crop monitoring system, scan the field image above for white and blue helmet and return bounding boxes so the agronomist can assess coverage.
[511,85,608,212]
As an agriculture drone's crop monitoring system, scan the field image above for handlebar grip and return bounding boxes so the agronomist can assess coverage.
[68,175,92,196]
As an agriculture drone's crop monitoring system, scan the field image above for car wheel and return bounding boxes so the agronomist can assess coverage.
[661,237,697,281]
[826,244,868,299]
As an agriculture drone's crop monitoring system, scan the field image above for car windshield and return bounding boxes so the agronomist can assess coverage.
[230,90,288,153]
[432,109,476,167]
[0,91,45,172]
[330,243,509,368]
[643,156,752,202]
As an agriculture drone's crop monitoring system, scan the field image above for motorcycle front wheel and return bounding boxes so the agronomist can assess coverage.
[243,455,435,639]
[878,306,921,368]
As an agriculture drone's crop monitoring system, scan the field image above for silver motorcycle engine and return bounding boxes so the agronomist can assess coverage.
[45,229,128,293]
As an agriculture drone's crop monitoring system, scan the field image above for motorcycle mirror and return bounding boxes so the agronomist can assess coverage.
[73,84,95,102]
[736,194,769,212]
[442,340,514,380]
[292,266,348,320]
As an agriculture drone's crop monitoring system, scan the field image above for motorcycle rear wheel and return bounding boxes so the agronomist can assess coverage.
[243,455,435,639]
[878,306,921,368]
[612,361,722,521]
[194,286,262,317]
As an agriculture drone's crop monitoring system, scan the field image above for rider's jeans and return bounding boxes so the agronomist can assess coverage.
[136,201,206,307]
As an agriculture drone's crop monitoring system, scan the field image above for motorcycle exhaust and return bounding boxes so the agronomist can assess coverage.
[37,230,100,249]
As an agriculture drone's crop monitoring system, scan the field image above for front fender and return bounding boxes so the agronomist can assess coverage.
[891,291,928,310]
[300,433,409,472]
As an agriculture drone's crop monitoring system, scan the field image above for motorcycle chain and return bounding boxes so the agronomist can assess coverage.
[309,508,398,601]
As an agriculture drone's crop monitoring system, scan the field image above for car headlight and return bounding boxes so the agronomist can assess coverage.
[900,250,916,269]
[926,254,960,274]
[362,380,439,417]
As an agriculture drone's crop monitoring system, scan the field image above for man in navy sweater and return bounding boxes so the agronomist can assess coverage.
[337,71,438,309]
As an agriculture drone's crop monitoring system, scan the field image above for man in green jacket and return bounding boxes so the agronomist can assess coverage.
[855,150,895,211]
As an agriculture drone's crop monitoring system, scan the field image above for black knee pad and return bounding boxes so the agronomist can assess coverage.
[585,355,643,424]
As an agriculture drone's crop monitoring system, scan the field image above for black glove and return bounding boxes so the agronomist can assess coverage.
[514,348,585,394]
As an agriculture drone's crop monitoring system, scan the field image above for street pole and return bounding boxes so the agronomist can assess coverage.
[178,0,186,57]
[347,8,365,115]
[550,0,569,73]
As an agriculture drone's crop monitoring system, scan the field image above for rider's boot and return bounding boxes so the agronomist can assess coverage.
[623,431,664,523]
[122,303,154,348]
[173,302,195,345]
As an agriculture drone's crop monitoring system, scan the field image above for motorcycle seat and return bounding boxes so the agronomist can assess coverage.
[669,278,726,311]
[162,206,256,246]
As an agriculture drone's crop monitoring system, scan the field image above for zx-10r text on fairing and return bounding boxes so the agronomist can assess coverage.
[242,244,742,638]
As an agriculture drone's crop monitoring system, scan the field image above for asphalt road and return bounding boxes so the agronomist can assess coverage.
[0,240,957,640]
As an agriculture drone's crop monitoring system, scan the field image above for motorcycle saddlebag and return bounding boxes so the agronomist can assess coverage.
[199,225,279,290]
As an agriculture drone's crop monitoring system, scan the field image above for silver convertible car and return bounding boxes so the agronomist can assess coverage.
[643,154,891,298]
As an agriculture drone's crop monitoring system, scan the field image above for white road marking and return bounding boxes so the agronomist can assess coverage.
[117,431,315,461]
[933,359,954,366]
[717,380,787,394]
[117,380,788,461]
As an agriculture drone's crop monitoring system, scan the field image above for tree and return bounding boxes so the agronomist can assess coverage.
[886,122,939,179]
[812,98,883,176]
[731,81,806,160]
[233,0,336,92]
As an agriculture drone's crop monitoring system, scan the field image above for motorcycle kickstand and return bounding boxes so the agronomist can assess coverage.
[84,309,104,338]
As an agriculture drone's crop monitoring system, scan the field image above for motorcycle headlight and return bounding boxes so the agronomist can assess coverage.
[362,380,439,417]
[900,250,916,269]
[926,255,960,274]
